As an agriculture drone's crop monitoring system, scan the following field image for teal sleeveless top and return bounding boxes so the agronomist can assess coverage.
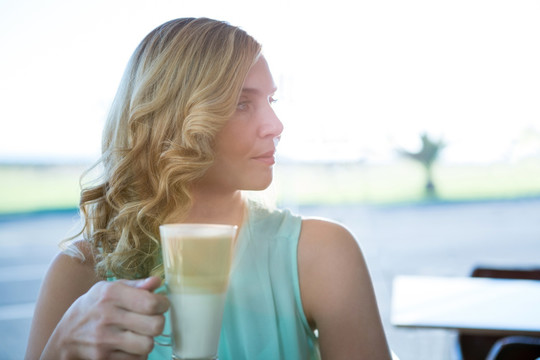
[147,202,320,359]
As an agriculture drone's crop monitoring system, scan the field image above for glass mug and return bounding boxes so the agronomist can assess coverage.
[157,223,237,360]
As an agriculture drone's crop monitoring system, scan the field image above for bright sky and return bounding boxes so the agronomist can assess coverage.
[1,0,539,164]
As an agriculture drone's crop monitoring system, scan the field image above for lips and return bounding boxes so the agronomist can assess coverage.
[252,150,276,165]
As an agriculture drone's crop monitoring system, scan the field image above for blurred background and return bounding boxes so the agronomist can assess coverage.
[0,0,539,359]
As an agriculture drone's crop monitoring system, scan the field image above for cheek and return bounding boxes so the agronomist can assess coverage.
[215,137,245,161]
[215,126,254,160]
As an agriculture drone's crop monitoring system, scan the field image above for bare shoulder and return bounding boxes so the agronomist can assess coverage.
[46,241,102,305]
[38,239,100,312]
[297,218,365,317]
[300,218,357,243]
[52,240,100,284]
[299,218,362,265]
[298,218,392,359]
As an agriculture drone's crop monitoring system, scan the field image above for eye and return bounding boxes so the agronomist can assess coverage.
[237,101,249,111]
[269,96,278,105]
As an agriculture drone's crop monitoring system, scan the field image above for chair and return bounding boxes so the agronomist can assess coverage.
[485,336,540,360]
[457,266,540,360]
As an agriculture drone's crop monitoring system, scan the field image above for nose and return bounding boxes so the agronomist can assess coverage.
[259,106,284,139]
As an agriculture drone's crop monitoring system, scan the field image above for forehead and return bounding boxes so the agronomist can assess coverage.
[242,56,277,93]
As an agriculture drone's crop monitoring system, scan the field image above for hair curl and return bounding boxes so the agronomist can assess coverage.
[76,18,262,280]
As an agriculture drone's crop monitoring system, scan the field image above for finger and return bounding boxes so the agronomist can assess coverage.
[120,276,162,291]
[113,330,155,356]
[113,308,165,337]
[105,281,169,315]
[107,350,146,360]
[135,276,163,292]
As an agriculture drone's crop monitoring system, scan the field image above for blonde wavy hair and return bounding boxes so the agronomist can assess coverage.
[76,18,262,280]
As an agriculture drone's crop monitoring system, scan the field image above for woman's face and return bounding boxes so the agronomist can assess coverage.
[201,56,283,192]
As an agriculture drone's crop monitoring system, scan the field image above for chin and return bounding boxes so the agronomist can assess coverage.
[245,175,273,191]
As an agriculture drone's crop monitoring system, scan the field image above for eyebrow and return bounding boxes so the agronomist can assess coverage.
[241,86,278,95]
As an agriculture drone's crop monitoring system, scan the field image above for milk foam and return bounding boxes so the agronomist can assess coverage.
[163,235,233,293]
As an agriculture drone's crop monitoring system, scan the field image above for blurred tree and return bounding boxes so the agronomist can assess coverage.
[398,133,446,198]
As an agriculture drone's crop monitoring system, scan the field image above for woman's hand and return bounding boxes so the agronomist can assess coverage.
[25,248,171,360]
[42,276,169,360]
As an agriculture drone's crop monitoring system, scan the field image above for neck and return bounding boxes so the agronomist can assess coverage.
[184,188,246,227]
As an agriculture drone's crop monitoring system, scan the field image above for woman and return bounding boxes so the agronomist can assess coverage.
[26,18,392,359]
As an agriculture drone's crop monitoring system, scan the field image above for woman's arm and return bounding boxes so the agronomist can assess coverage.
[25,245,97,359]
[298,219,392,360]
[25,242,169,360]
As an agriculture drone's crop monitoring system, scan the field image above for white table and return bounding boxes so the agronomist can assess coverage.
[391,275,540,335]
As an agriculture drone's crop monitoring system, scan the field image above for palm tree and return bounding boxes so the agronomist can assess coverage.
[397,132,445,198]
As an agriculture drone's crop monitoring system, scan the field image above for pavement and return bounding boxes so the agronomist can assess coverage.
[1,198,539,360]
